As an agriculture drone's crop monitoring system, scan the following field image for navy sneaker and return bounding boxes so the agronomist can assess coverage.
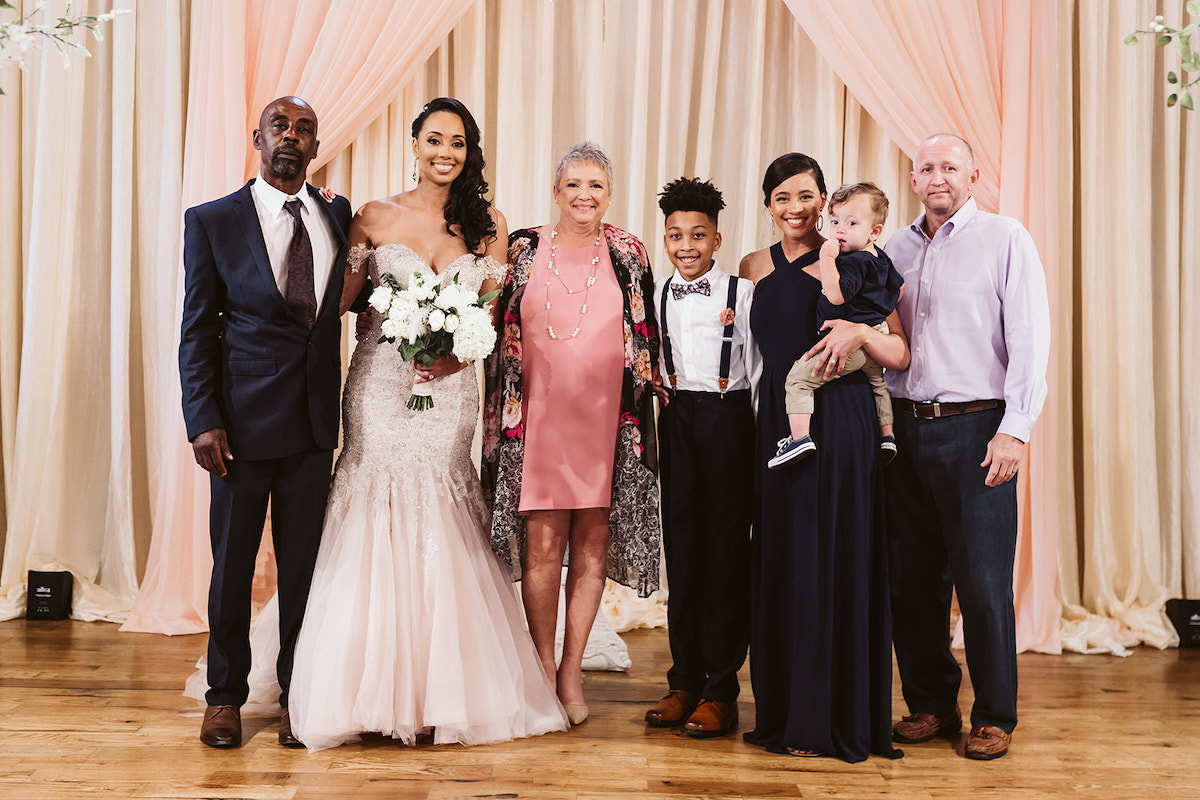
[768,435,816,469]
[880,435,898,466]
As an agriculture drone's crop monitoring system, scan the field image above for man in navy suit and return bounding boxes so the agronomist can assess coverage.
[179,96,353,749]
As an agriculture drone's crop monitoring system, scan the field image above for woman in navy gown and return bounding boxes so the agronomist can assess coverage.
[738,153,908,762]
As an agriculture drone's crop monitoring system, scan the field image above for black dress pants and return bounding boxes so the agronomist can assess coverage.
[205,447,333,708]
[660,389,754,701]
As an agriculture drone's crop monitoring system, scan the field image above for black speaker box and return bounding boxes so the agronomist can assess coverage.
[1165,598,1200,648]
[26,570,73,620]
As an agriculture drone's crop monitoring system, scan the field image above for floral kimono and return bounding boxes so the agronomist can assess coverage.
[483,223,661,597]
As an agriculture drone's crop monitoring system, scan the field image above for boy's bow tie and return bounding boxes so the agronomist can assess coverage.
[671,277,710,300]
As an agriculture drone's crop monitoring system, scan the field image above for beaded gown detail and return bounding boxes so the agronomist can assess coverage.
[285,244,568,750]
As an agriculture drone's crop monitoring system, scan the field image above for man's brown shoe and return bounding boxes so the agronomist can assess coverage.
[892,709,962,743]
[684,700,738,738]
[965,725,1011,760]
[278,708,303,748]
[200,704,242,748]
[644,689,701,727]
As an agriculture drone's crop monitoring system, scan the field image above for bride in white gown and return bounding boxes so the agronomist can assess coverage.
[285,98,566,750]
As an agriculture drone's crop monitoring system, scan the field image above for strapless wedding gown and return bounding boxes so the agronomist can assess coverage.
[287,244,567,750]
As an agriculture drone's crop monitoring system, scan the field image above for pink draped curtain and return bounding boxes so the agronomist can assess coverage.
[122,0,475,634]
[785,0,1063,653]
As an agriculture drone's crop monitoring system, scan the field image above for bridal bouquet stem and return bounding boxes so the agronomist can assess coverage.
[370,269,499,411]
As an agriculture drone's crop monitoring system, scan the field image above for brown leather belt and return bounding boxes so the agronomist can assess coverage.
[893,398,1003,419]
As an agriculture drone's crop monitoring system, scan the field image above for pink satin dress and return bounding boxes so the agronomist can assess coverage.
[518,235,624,512]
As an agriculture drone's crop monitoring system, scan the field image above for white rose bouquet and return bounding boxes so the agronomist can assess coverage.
[369,269,500,411]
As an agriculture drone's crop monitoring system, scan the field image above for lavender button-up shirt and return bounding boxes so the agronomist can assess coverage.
[884,197,1050,443]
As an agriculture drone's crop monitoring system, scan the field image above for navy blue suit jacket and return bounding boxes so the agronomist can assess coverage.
[179,179,354,460]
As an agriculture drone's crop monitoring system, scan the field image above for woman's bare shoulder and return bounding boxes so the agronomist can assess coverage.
[353,196,402,228]
[738,247,773,284]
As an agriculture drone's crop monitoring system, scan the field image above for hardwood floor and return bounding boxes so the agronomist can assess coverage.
[1,619,1197,799]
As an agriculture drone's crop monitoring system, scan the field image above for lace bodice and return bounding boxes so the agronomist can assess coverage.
[364,242,504,291]
[334,244,503,490]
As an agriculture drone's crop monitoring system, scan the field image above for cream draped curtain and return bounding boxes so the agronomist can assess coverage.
[1067,0,1198,651]
[308,0,914,631]
[0,0,183,621]
[0,0,1196,658]
[124,0,913,634]
[123,0,476,632]
[786,0,1197,654]
[785,0,1065,654]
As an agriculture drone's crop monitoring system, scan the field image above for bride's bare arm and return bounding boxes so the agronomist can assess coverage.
[339,205,380,316]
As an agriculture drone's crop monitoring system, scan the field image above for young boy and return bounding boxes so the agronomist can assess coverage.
[644,178,759,738]
[768,181,904,469]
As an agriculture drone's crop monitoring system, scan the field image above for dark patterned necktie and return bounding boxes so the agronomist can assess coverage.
[670,277,711,300]
[283,199,316,328]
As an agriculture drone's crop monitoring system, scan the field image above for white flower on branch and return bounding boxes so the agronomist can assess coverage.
[0,1,130,94]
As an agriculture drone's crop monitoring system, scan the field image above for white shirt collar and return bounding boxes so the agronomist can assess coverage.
[252,173,312,217]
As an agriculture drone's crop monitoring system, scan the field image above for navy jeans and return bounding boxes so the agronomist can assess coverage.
[886,406,1018,733]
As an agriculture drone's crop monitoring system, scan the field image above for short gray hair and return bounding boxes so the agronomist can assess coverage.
[554,141,614,192]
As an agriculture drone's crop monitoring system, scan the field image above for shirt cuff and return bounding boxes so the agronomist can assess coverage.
[997,410,1035,444]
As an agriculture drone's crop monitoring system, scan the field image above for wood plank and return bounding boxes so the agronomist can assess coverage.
[1,620,1198,798]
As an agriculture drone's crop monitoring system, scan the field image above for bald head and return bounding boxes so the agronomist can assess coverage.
[253,96,320,194]
[259,96,317,132]
[916,133,975,170]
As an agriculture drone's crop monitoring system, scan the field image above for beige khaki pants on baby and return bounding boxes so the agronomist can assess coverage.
[784,320,893,426]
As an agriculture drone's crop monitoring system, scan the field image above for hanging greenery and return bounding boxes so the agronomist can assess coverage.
[1126,3,1200,111]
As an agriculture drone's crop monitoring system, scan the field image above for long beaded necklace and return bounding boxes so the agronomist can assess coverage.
[544,225,603,340]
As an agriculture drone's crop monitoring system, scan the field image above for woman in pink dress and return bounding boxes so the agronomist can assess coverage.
[483,142,661,725]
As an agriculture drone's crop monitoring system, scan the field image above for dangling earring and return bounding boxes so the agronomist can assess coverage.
[816,212,824,232]
[412,158,418,183]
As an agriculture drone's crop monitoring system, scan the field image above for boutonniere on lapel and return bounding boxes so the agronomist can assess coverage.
[318,187,335,203]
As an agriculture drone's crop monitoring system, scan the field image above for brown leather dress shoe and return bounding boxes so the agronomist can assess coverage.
[892,708,962,743]
[200,704,242,748]
[684,700,738,738]
[965,725,1011,760]
[278,708,303,748]
[644,689,702,727]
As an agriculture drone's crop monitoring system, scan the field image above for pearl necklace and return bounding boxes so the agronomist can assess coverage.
[544,225,603,340]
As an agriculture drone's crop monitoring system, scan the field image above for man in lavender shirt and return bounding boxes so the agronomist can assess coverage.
[882,133,1050,761]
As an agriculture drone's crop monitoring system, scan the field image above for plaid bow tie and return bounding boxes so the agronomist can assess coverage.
[671,277,711,300]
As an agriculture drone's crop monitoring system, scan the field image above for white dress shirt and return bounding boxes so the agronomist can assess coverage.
[654,262,761,404]
[251,174,337,314]
[885,197,1051,442]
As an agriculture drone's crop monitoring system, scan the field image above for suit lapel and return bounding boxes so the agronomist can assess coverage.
[308,183,347,324]
[233,180,291,315]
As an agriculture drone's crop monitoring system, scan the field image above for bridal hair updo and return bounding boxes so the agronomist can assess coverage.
[411,97,496,255]
[761,152,827,205]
